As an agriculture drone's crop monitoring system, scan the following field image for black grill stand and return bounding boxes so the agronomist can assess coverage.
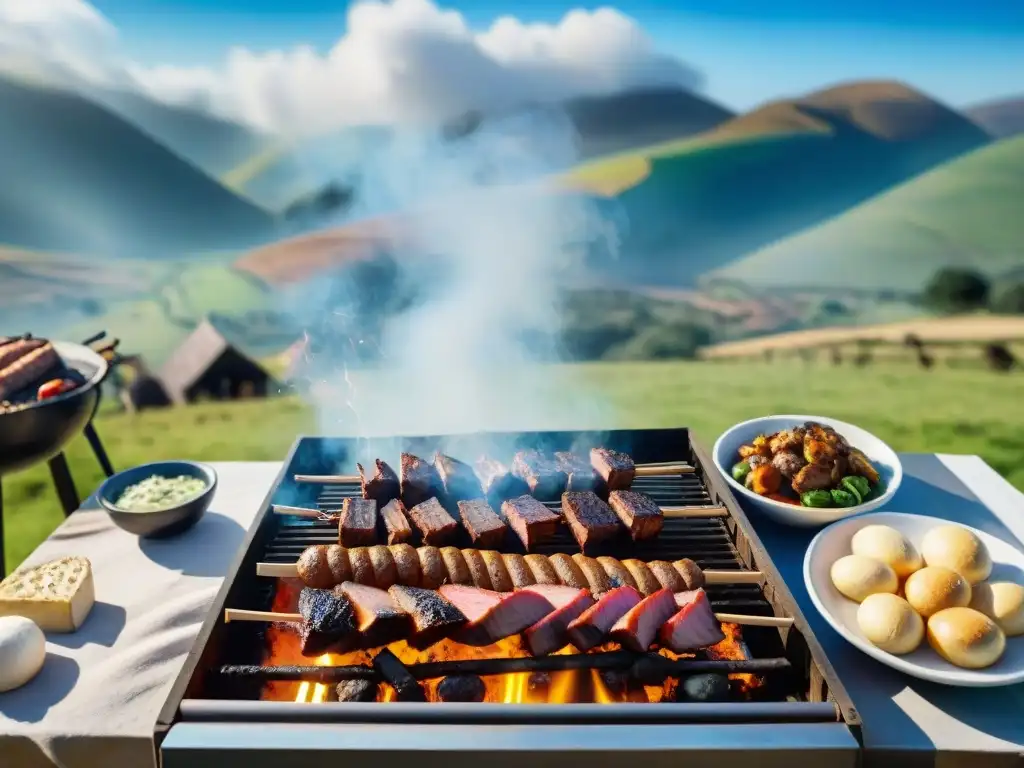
[0,421,114,576]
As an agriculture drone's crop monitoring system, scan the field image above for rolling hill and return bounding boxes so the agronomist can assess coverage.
[965,95,1024,139]
[0,75,276,257]
[706,134,1024,291]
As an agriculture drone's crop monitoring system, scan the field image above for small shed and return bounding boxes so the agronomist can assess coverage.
[159,320,277,405]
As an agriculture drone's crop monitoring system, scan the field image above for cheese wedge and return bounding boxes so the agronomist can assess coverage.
[0,556,95,633]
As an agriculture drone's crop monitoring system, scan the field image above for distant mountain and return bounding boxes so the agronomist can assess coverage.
[560,80,992,285]
[0,75,276,256]
[91,87,274,178]
[706,135,1024,291]
[965,96,1024,139]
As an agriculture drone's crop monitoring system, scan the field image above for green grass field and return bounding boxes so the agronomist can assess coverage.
[4,361,1023,574]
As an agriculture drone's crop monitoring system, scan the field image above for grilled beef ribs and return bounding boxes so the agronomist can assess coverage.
[607,490,663,542]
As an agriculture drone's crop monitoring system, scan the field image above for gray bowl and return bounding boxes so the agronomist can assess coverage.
[98,461,217,538]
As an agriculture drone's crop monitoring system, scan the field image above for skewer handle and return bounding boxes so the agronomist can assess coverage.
[714,613,793,628]
[661,505,727,518]
[295,474,360,484]
[634,464,695,477]
[257,563,299,578]
[226,608,299,623]
[272,505,328,519]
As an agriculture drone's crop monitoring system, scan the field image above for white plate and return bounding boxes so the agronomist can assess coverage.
[804,511,1024,687]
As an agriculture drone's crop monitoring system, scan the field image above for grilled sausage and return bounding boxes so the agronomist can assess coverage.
[597,556,637,591]
[461,549,493,590]
[390,543,421,588]
[347,547,375,586]
[547,554,588,590]
[0,342,60,400]
[647,561,685,593]
[572,554,611,594]
[502,553,535,588]
[417,546,447,589]
[480,550,514,592]
[440,547,471,586]
[0,339,43,371]
[524,554,560,585]
[622,559,662,596]
[367,545,397,589]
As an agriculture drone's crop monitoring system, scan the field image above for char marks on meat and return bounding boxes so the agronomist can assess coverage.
[555,452,599,492]
[434,453,484,502]
[511,450,568,500]
[561,491,622,551]
[406,497,459,545]
[457,498,508,549]
[474,457,527,499]
[438,584,554,646]
[609,587,678,652]
[590,448,635,491]
[607,490,663,542]
[357,459,400,505]
[661,589,726,652]
[296,587,357,655]
[501,495,561,551]
[566,585,642,651]
[522,584,595,656]
[387,584,467,648]
[400,453,443,508]
[379,500,413,545]
[337,582,411,647]
[338,498,378,547]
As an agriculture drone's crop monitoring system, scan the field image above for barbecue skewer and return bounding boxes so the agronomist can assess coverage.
[272,503,729,520]
[294,462,696,486]
[225,607,793,629]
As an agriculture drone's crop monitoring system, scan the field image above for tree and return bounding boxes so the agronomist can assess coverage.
[991,282,1024,315]
[922,268,990,314]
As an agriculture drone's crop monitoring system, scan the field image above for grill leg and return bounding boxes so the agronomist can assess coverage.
[49,453,80,517]
[84,422,115,478]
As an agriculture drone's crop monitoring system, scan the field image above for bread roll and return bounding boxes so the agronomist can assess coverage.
[0,616,46,692]
[969,582,1024,637]
[857,593,924,654]
[851,525,923,578]
[830,555,898,603]
[927,607,1005,669]
[921,525,992,584]
[904,566,972,618]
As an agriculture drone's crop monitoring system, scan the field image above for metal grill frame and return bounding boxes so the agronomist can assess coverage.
[157,428,861,744]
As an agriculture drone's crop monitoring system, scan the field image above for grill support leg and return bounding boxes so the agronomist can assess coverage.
[84,422,115,478]
[49,453,80,517]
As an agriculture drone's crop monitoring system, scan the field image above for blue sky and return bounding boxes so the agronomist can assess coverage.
[93,0,1024,110]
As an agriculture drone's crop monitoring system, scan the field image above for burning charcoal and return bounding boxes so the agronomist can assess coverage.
[339,498,378,547]
[475,457,527,500]
[628,654,672,686]
[296,587,357,656]
[335,679,379,703]
[436,674,486,703]
[457,498,508,549]
[337,582,411,647]
[358,459,400,505]
[501,495,561,551]
[512,450,568,500]
[598,669,629,698]
[400,453,443,508]
[434,454,484,502]
[527,671,551,697]
[561,491,622,552]
[607,490,663,542]
[555,452,599,492]
[406,497,459,545]
[379,500,413,545]
[387,584,467,648]
[676,673,731,703]
[590,448,635,491]
[373,648,427,702]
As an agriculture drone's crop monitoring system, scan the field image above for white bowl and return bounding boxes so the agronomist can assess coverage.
[805,512,1024,687]
[712,414,902,528]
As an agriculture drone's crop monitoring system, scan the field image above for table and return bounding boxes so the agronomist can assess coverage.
[748,453,1024,768]
[0,454,1022,768]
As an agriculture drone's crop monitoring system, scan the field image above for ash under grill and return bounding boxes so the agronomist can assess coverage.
[159,431,861,767]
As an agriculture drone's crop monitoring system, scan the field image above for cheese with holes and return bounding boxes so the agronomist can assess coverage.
[0,556,95,632]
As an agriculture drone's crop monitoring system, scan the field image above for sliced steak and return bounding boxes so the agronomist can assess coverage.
[337,582,411,647]
[387,584,467,648]
[296,587,357,655]
[522,584,595,656]
[561,491,621,552]
[566,585,642,652]
[660,589,725,652]
[406,497,459,545]
[609,588,678,652]
[501,495,561,551]
[607,490,664,542]
[439,584,554,645]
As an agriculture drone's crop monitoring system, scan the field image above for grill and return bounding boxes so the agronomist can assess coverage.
[158,429,862,767]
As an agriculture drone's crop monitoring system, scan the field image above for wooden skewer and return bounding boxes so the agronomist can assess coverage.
[294,462,697,485]
[273,503,727,520]
[255,561,764,585]
[295,474,361,484]
[224,607,792,629]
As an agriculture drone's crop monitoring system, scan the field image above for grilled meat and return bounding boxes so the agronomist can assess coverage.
[438,585,554,646]
[502,553,535,589]
[461,549,493,589]
[357,459,400,506]
[406,497,459,545]
[554,452,599,492]
[660,589,725,652]
[672,558,705,590]
[791,462,834,494]
[389,542,421,587]
[609,587,678,652]
[480,550,514,592]
[768,429,805,455]
[771,451,805,480]
[501,495,561,550]
[622,559,663,596]
[548,553,588,590]
[590,448,635,491]
[474,457,527,499]
[339,498,378,547]
[457,498,508,549]
[337,582,411,647]
[571,554,611,594]
[522,584,594,656]
[596,556,637,590]
[561,491,621,551]
[400,453,443,508]
[566,585,643,651]
[607,490,663,542]
[511,450,569,500]
[523,553,561,585]
[434,453,485,502]
[387,584,467,647]
[0,341,61,400]
[0,338,45,370]
[379,499,413,545]
[416,546,447,589]
[296,587,357,655]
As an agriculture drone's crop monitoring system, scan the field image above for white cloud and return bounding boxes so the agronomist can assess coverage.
[0,0,702,134]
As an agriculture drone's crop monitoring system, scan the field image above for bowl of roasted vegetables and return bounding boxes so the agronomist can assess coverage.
[712,415,902,527]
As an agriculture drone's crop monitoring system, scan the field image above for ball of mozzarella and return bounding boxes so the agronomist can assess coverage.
[0,616,46,692]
